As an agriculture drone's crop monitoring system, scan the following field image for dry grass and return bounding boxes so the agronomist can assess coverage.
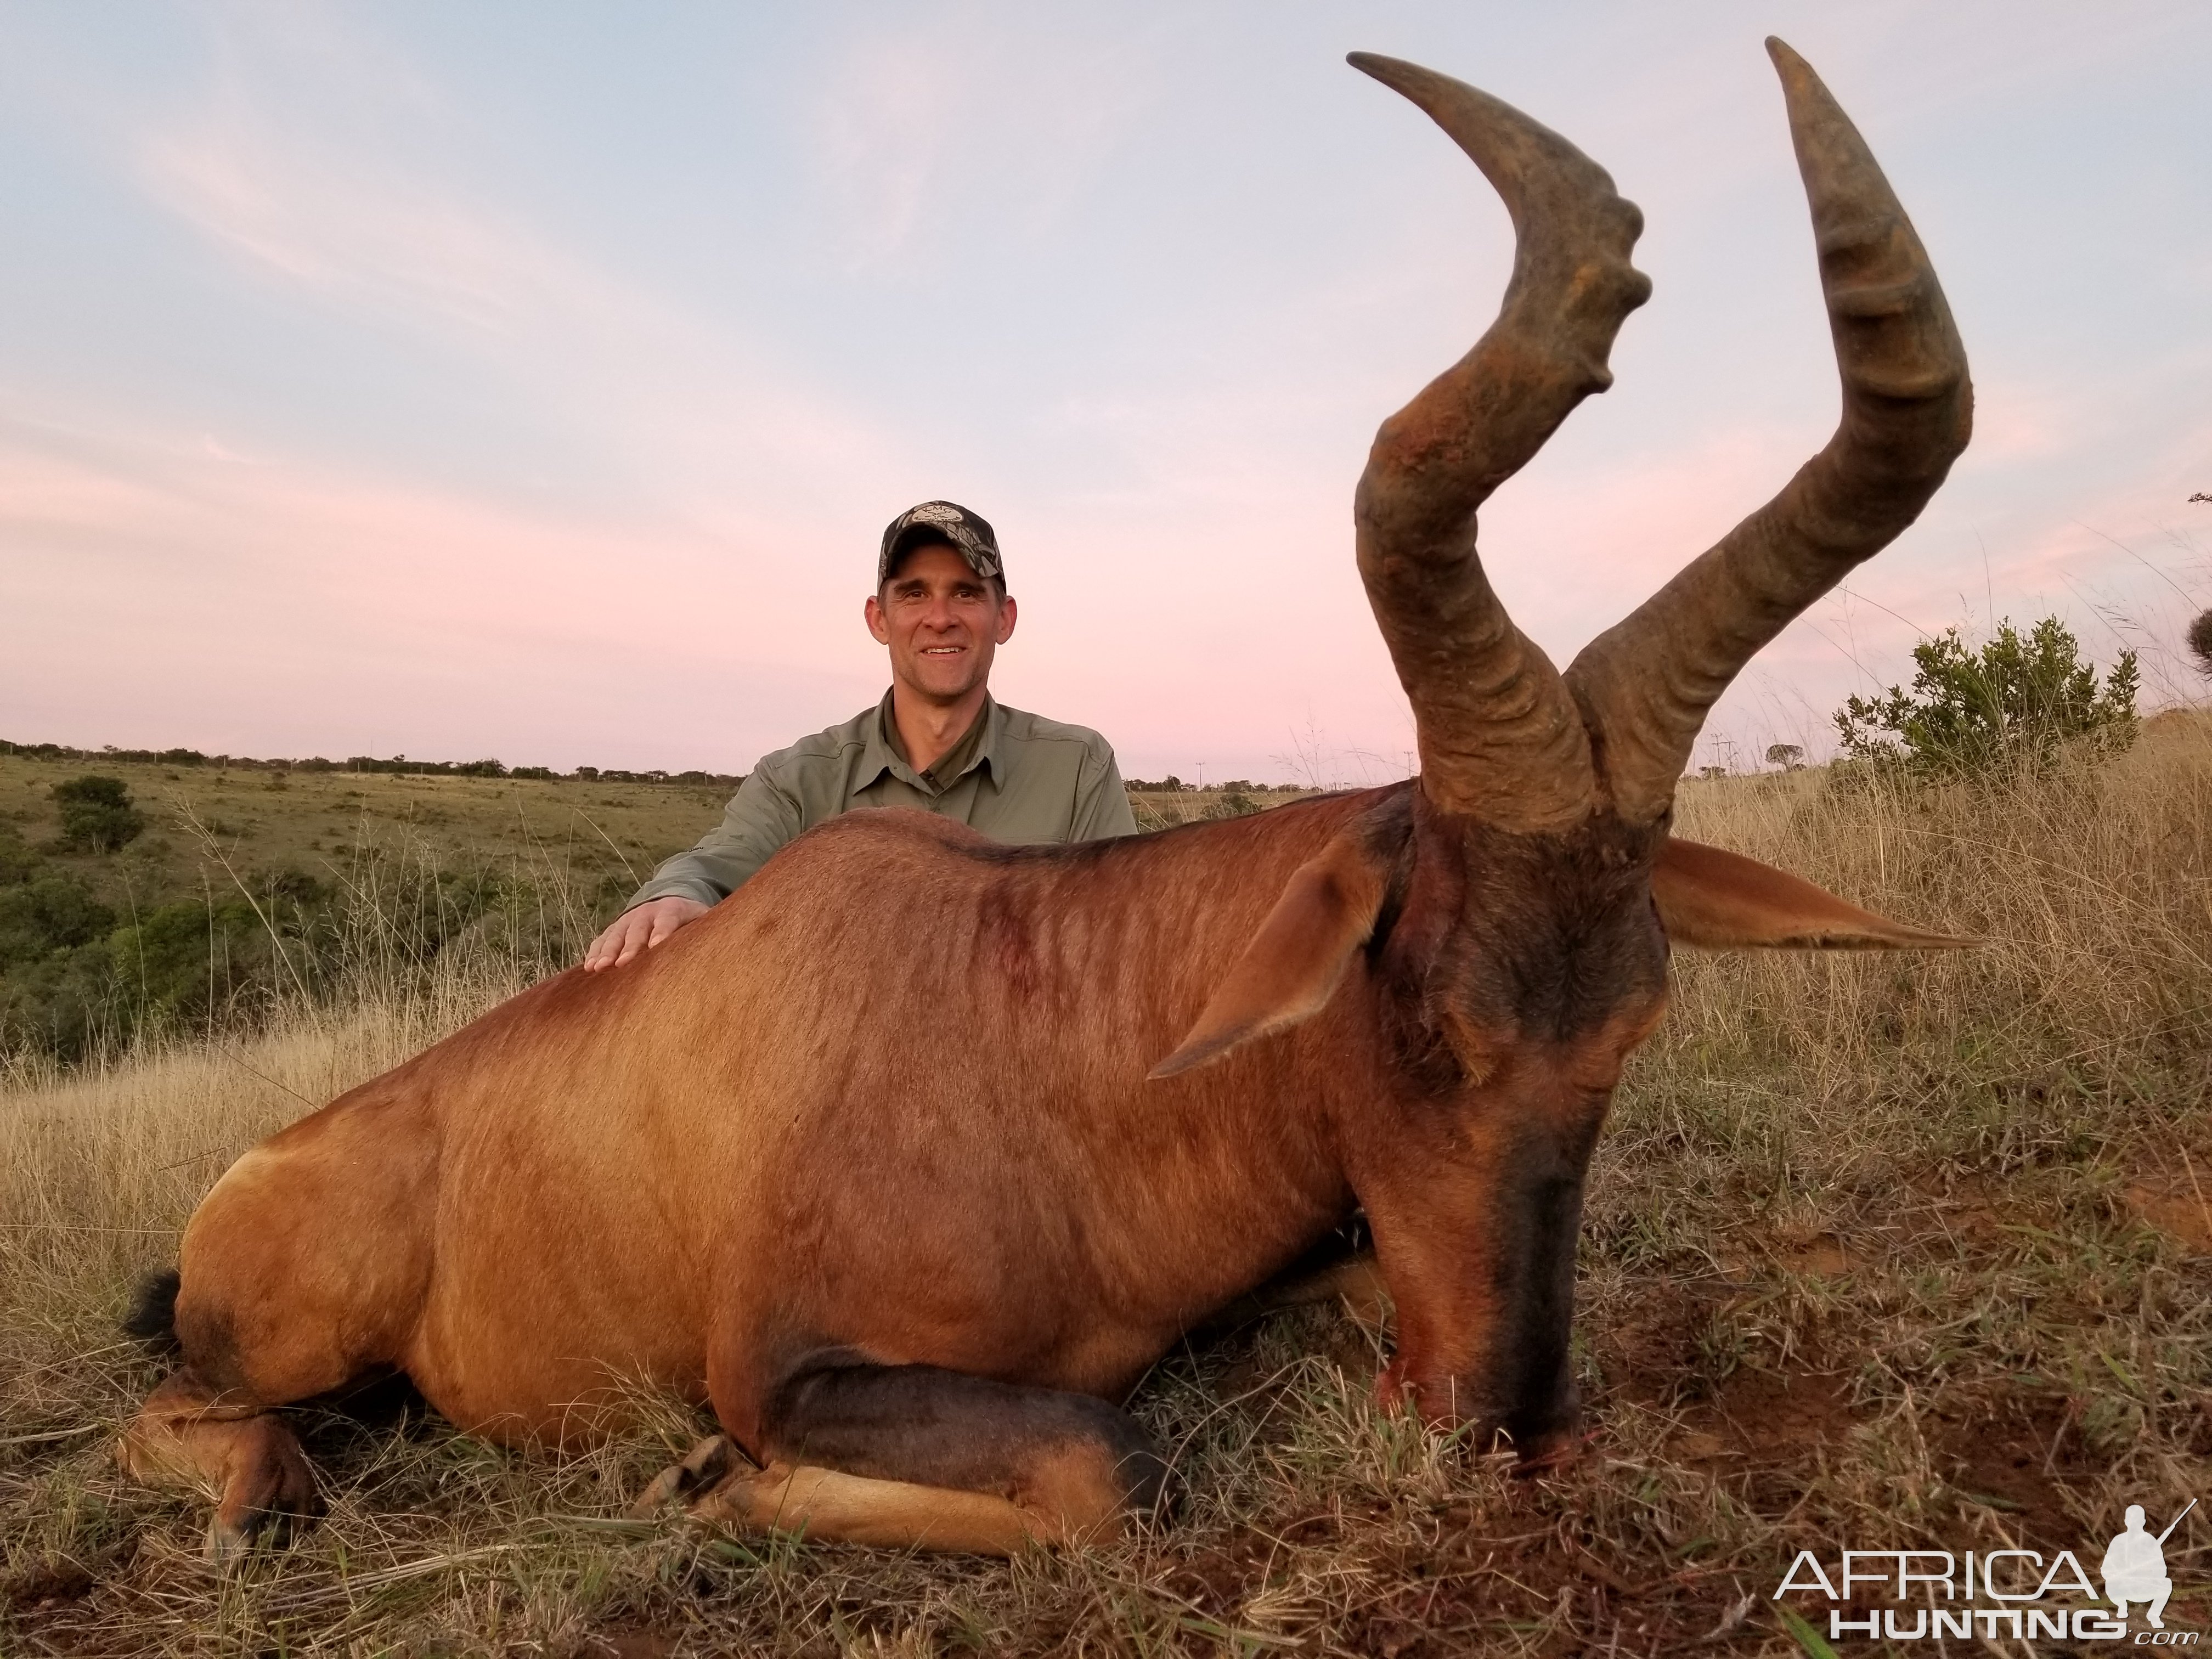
[5,722,2211,1655]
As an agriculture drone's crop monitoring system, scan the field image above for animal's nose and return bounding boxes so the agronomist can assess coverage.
[1505,1381,1585,1475]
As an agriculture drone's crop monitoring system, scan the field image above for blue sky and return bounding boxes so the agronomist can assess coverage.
[3,1,2207,782]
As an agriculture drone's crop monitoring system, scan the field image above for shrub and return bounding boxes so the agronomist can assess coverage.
[2187,607,2212,679]
[104,896,275,1031]
[0,877,117,968]
[1206,791,1261,820]
[0,822,37,885]
[50,775,146,852]
[0,941,115,1058]
[1833,616,2138,780]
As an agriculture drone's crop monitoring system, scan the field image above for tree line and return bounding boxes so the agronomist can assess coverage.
[0,740,742,790]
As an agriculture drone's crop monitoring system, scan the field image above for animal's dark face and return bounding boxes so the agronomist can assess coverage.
[1360,795,1672,1448]
[1384,796,1672,1097]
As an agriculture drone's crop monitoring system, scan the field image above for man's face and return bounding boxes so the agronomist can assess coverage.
[865,543,1017,704]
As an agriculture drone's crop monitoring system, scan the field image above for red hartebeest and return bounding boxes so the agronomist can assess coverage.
[120,42,1972,1556]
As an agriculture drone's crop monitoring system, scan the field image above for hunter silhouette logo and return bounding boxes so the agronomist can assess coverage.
[2105,1500,2194,1630]
[1773,1497,2200,1643]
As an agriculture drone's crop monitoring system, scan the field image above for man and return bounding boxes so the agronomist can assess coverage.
[584,500,1138,970]
[2102,1504,2175,1628]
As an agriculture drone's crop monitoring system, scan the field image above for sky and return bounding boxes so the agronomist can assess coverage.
[2,1,2207,786]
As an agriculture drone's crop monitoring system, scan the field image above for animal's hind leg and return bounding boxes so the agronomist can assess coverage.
[117,1249,385,1559]
[120,1280,380,1560]
[660,1358,1168,1555]
[120,1093,436,1556]
[120,1368,319,1558]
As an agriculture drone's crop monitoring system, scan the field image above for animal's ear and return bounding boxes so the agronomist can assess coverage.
[1150,831,1389,1079]
[1654,837,1977,950]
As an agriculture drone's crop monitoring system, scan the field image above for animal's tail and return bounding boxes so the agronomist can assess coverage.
[123,1267,182,1355]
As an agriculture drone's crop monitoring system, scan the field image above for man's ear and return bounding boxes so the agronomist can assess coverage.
[1150,831,1389,1079]
[1654,837,1977,950]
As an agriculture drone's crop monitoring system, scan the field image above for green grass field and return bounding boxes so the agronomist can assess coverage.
[0,753,733,917]
[3,727,2208,1655]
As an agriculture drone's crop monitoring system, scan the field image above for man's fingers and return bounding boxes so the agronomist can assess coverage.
[586,914,646,972]
[642,899,707,951]
[583,899,703,972]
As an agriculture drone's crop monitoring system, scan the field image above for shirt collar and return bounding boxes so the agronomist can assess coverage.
[969,696,1005,789]
[855,690,1000,797]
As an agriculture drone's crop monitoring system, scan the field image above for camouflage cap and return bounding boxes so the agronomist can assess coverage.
[877,500,1005,589]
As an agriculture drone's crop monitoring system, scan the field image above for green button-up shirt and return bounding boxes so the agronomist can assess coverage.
[625,692,1139,911]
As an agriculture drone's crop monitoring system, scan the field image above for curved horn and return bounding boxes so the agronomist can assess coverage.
[1566,39,1973,823]
[1350,53,1650,832]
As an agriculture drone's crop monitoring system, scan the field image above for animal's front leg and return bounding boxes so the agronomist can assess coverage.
[1190,1218,1392,1341]
[1355,1143,1589,1464]
[658,1352,1169,1555]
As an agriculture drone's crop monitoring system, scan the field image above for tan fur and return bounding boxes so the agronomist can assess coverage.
[690,1462,1056,1556]
[634,1430,1135,1554]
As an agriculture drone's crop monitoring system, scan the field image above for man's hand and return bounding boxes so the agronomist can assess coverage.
[583,896,708,972]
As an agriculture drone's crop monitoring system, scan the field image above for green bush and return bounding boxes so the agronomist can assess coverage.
[1206,791,1261,820]
[0,941,115,1059]
[0,876,117,968]
[0,822,37,885]
[1834,617,2138,780]
[103,896,275,1031]
[0,886,315,1062]
[50,775,146,853]
[0,827,590,1066]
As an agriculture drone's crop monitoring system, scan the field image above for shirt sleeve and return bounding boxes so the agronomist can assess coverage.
[1071,746,1140,842]
[622,766,806,911]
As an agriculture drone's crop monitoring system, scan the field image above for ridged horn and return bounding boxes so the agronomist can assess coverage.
[1566,39,1973,823]
[1349,53,1650,832]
